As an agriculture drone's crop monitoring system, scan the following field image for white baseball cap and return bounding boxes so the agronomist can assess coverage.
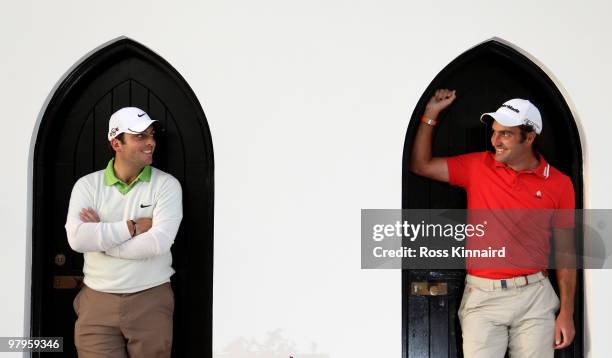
[107,107,158,141]
[480,98,542,134]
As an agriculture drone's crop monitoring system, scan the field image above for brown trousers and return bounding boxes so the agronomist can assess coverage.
[73,282,174,358]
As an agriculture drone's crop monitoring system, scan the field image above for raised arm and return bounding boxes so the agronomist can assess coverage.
[409,89,456,183]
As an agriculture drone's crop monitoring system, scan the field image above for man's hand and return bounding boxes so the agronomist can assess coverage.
[554,311,575,349]
[79,208,100,223]
[133,218,153,236]
[80,208,152,236]
[424,89,457,119]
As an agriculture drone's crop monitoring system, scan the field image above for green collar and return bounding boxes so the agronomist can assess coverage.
[104,158,151,194]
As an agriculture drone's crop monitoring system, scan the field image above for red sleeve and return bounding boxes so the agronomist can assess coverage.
[446,152,483,189]
[552,175,575,228]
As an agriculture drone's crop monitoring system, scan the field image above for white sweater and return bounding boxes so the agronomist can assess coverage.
[65,167,183,293]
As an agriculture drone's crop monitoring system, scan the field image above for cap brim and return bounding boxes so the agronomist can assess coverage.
[124,119,158,134]
[479,112,521,128]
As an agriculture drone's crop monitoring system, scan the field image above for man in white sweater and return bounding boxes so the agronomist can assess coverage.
[65,107,183,358]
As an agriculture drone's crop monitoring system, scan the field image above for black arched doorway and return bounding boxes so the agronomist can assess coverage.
[401,39,583,357]
[31,38,214,357]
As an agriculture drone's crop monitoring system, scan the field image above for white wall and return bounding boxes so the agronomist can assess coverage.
[1,0,611,357]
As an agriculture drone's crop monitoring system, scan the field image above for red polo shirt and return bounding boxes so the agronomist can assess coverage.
[447,151,575,278]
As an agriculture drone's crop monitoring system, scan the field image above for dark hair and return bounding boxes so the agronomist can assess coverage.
[107,133,125,156]
[518,124,539,151]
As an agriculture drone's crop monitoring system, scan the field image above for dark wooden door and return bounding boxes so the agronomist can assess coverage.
[32,38,214,357]
[402,40,583,357]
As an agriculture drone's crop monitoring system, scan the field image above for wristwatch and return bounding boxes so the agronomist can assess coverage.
[129,219,137,237]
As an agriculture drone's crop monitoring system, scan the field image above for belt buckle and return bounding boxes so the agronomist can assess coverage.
[513,275,528,287]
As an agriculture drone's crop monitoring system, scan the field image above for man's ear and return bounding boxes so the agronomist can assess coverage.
[110,138,122,152]
[526,131,536,145]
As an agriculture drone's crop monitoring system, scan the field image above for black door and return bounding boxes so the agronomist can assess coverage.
[402,39,583,357]
[31,38,214,357]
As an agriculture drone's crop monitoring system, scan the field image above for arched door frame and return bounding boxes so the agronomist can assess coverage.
[24,36,130,337]
[401,37,585,357]
[28,37,214,357]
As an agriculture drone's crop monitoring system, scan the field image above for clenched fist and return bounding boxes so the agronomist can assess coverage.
[424,89,457,119]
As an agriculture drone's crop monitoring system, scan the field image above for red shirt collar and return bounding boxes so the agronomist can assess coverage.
[489,152,550,179]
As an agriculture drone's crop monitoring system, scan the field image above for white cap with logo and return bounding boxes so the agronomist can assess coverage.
[108,107,158,141]
[480,98,542,134]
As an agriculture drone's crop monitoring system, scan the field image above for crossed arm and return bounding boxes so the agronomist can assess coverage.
[65,177,183,260]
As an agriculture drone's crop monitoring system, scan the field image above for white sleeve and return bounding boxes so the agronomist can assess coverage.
[105,177,183,260]
[65,178,133,253]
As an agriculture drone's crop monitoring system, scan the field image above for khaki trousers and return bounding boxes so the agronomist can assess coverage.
[458,274,560,358]
[73,282,174,358]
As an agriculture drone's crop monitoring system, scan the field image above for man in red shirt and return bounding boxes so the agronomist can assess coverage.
[410,89,576,357]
